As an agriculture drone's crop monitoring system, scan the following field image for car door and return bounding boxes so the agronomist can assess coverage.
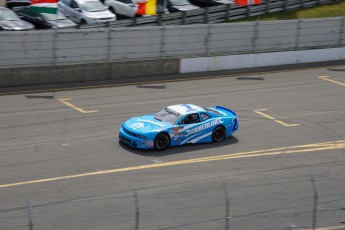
[67,0,81,23]
[114,0,136,17]
[172,113,204,145]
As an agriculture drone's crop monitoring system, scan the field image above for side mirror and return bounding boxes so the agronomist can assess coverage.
[74,7,81,11]
[128,3,135,7]
[104,6,109,10]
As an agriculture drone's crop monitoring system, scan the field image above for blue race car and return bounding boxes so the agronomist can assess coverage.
[119,104,238,150]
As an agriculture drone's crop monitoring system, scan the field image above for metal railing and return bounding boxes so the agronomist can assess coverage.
[80,0,340,29]
[3,177,341,230]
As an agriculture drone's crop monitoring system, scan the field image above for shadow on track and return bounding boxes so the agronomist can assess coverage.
[118,136,239,157]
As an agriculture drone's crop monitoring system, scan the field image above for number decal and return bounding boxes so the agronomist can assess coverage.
[130,123,144,129]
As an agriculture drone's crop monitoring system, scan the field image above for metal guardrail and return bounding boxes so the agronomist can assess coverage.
[80,0,340,29]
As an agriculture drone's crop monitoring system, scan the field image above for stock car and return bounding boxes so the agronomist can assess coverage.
[119,104,238,150]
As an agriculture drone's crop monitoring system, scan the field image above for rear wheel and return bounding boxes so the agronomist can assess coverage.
[155,133,170,151]
[212,126,226,142]
[80,19,86,25]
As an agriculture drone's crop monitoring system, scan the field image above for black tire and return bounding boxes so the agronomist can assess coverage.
[154,133,170,151]
[80,19,86,25]
[212,126,226,142]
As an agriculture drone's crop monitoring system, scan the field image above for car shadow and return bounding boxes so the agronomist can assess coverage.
[118,136,239,157]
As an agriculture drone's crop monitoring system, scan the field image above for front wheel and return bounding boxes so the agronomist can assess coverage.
[155,133,170,151]
[212,126,226,142]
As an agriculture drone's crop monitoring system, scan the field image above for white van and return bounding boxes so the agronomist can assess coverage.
[58,0,116,24]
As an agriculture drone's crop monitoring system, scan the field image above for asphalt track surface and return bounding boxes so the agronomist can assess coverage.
[0,65,345,230]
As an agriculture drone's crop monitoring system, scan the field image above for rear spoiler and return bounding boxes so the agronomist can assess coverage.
[216,106,237,116]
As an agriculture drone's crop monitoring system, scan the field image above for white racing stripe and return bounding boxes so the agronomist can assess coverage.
[190,132,212,143]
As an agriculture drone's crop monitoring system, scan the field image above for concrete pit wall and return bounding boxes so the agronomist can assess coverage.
[0,59,179,87]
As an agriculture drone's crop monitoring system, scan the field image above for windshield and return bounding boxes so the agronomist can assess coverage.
[154,108,182,125]
[169,0,190,5]
[41,12,67,20]
[0,10,20,21]
[80,1,106,12]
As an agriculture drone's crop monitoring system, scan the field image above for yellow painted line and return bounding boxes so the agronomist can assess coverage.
[0,140,344,189]
[58,98,99,113]
[254,109,300,127]
[2,64,345,95]
[318,76,345,87]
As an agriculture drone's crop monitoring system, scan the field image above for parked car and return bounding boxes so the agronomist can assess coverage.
[13,6,77,29]
[6,0,30,8]
[167,0,199,13]
[102,0,138,19]
[58,0,116,24]
[119,104,238,150]
[188,0,233,8]
[0,7,34,31]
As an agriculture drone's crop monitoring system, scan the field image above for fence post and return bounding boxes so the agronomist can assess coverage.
[107,27,112,79]
[311,175,318,230]
[265,0,270,14]
[295,19,301,50]
[27,201,33,230]
[158,14,163,26]
[252,21,259,53]
[52,29,57,66]
[225,4,231,21]
[134,188,140,230]
[132,17,137,26]
[338,16,345,47]
[247,4,251,17]
[160,25,166,58]
[182,11,187,25]
[223,181,230,230]
[107,27,111,63]
[284,0,288,11]
[204,7,209,24]
[205,24,211,56]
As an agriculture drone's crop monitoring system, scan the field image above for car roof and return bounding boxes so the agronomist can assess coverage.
[167,104,205,115]
[0,7,10,11]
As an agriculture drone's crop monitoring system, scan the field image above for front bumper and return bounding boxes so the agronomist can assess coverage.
[119,127,154,149]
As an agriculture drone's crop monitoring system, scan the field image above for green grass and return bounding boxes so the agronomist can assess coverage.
[230,0,345,22]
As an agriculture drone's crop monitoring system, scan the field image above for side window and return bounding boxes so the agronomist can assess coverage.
[71,0,79,8]
[179,113,200,125]
[119,0,132,4]
[200,112,210,121]
[23,7,31,15]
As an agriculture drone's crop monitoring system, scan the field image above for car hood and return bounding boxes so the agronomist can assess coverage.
[0,20,34,30]
[123,115,171,133]
[48,19,77,28]
[173,4,199,11]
